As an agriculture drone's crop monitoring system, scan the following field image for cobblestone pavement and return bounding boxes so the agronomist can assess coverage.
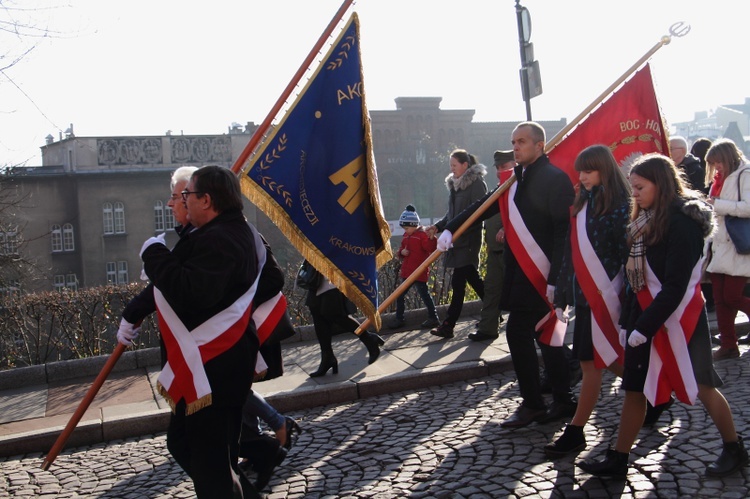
[1,350,748,498]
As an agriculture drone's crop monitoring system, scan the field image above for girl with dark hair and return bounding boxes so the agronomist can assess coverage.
[428,149,487,338]
[578,153,747,478]
[544,145,631,458]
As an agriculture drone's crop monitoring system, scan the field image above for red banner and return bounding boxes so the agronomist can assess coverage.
[547,63,669,186]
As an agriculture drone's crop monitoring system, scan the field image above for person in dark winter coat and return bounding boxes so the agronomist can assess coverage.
[305,266,384,377]
[390,204,440,329]
[138,165,261,497]
[428,149,487,339]
[437,123,578,428]
[670,135,706,193]
[578,153,748,479]
[543,145,631,458]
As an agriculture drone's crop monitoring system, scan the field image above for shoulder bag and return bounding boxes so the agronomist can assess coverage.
[724,169,750,255]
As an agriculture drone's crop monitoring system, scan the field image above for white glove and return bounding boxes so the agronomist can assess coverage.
[140,232,167,258]
[555,307,568,322]
[437,230,453,252]
[628,330,647,347]
[117,318,141,346]
[546,285,555,304]
[619,328,627,348]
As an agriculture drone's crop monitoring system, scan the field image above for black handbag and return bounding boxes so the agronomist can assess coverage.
[724,169,750,255]
[296,260,321,290]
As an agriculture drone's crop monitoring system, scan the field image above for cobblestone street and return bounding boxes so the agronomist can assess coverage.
[1,349,748,498]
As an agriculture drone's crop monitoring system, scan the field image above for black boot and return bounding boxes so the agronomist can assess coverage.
[359,331,385,364]
[706,436,749,477]
[544,424,586,458]
[309,350,338,377]
[577,448,629,478]
[643,396,674,427]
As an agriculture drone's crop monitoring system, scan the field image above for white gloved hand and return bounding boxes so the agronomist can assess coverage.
[140,232,167,258]
[437,230,453,252]
[628,330,647,347]
[117,318,141,346]
[555,307,568,323]
[546,285,555,304]
[619,328,627,348]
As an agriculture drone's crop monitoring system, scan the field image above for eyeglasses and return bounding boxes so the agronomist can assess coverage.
[181,190,203,201]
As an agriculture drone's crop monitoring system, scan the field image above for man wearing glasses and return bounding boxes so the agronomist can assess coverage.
[139,165,261,498]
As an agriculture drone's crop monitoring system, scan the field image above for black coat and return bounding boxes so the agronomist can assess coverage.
[503,155,574,311]
[142,209,259,408]
[444,154,574,312]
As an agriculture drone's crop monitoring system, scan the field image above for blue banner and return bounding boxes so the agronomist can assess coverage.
[239,13,391,329]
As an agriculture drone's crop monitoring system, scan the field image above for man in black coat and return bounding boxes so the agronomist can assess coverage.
[499,122,578,427]
[139,165,260,498]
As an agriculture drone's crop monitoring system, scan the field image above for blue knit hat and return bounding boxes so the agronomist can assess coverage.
[399,204,420,227]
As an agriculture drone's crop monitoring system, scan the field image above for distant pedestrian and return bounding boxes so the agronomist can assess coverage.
[427,149,487,339]
[704,139,750,360]
[469,150,514,342]
[389,204,440,330]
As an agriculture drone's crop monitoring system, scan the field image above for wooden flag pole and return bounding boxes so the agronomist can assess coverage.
[356,22,689,334]
[41,342,127,470]
[230,0,355,175]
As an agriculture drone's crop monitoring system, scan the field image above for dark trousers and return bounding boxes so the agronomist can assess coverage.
[445,265,485,326]
[167,401,248,498]
[506,308,575,410]
[310,289,360,353]
[395,279,438,321]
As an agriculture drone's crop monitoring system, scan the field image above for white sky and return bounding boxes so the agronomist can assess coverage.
[1,0,746,166]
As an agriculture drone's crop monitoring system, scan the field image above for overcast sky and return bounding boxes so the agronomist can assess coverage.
[1,0,746,166]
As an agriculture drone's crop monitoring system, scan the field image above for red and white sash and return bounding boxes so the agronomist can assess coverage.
[637,258,704,406]
[570,202,624,368]
[253,291,288,345]
[499,180,567,346]
[156,225,267,415]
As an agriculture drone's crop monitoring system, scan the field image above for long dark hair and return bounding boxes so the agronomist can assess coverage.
[629,153,688,245]
[571,145,631,216]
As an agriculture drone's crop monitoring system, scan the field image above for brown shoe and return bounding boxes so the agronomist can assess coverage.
[713,346,740,361]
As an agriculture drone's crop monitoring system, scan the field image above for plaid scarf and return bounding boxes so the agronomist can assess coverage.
[626,209,652,292]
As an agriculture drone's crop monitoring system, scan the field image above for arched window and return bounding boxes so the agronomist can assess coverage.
[51,224,62,252]
[154,200,165,232]
[165,202,176,229]
[62,223,75,251]
[103,203,114,234]
[114,202,126,234]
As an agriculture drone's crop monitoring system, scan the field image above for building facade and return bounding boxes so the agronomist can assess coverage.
[6,99,565,293]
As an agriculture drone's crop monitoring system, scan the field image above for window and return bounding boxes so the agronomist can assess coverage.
[53,274,78,292]
[54,274,66,292]
[65,274,78,291]
[117,261,129,284]
[62,223,75,251]
[165,203,176,229]
[0,228,18,255]
[114,202,126,234]
[154,200,165,232]
[51,224,62,252]
[103,203,114,234]
[106,262,116,284]
[107,261,129,285]
[104,202,126,234]
[0,279,20,300]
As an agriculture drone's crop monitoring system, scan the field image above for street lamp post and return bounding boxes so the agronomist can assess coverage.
[515,0,542,120]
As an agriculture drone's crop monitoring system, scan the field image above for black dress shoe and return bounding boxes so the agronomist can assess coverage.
[468,331,499,342]
[255,445,288,491]
[537,401,577,424]
[501,405,547,428]
[578,448,629,478]
[643,396,674,427]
